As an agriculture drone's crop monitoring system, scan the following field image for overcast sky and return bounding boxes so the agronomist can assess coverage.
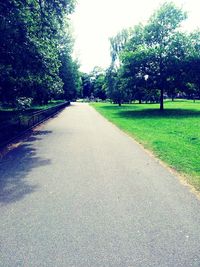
[71,0,200,73]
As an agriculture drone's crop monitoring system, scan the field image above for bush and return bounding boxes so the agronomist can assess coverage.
[16,97,33,111]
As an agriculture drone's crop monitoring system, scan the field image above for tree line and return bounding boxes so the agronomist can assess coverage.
[81,2,200,110]
[0,0,81,107]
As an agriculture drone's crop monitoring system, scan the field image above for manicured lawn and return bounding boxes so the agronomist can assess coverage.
[91,100,200,190]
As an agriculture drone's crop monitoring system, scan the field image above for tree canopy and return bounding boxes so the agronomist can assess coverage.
[0,0,80,106]
[1,1,200,109]
[104,2,200,109]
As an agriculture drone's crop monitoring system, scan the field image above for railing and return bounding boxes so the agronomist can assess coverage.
[0,101,70,148]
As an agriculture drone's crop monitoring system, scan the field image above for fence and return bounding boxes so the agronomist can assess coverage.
[0,101,70,148]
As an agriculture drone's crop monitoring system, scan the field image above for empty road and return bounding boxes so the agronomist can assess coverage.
[0,103,200,267]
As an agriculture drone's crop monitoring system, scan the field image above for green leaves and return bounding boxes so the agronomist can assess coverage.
[107,2,200,108]
[0,0,78,106]
[145,2,187,46]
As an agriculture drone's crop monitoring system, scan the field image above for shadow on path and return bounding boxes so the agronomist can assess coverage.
[0,130,52,205]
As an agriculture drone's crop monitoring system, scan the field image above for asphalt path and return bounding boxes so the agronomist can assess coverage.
[0,102,200,267]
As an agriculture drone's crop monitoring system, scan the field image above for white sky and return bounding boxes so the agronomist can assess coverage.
[71,0,200,73]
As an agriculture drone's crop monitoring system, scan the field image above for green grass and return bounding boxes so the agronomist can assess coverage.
[91,100,200,190]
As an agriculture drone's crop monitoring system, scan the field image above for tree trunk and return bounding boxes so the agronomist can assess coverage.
[139,99,142,104]
[160,88,164,111]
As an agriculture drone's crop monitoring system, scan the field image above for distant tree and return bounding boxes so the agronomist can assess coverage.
[90,67,106,100]
[106,29,133,105]
[110,28,133,67]
[105,66,129,106]
[81,73,93,99]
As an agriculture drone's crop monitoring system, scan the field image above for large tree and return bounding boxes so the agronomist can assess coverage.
[0,0,78,106]
[110,2,189,110]
[144,2,187,109]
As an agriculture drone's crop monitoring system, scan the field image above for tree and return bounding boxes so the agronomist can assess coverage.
[93,74,106,100]
[184,31,200,100]
[59,27,81,101]
[105,66,129,106]
[110,28,133,67]
[142,2,187,110]
[90,67,106,100]
[0,0,78,106]
[114,2,188,110]
[106,29,133,105]
[81,73,93,99]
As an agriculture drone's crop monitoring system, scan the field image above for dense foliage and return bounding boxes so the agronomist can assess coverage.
[80,67,106,101]
[0,0,80,107]
[90,2,200,110]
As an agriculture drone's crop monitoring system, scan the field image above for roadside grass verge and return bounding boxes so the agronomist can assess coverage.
[91,100,200,190]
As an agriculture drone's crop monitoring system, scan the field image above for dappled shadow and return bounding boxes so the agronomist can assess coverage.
[26,130,52,142]
[32,130,52,136]
[0,130,52,205]
[116,108,200,120]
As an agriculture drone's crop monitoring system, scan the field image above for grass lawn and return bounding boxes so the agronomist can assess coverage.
[91,100,200,190]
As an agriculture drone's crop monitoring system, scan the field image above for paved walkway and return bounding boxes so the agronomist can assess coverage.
[0,103,200,267]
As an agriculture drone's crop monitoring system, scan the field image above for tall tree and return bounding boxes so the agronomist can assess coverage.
[110,28,133,67]
[143,2,187,110]
[0,0,78,106]
[115,2,188,110]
